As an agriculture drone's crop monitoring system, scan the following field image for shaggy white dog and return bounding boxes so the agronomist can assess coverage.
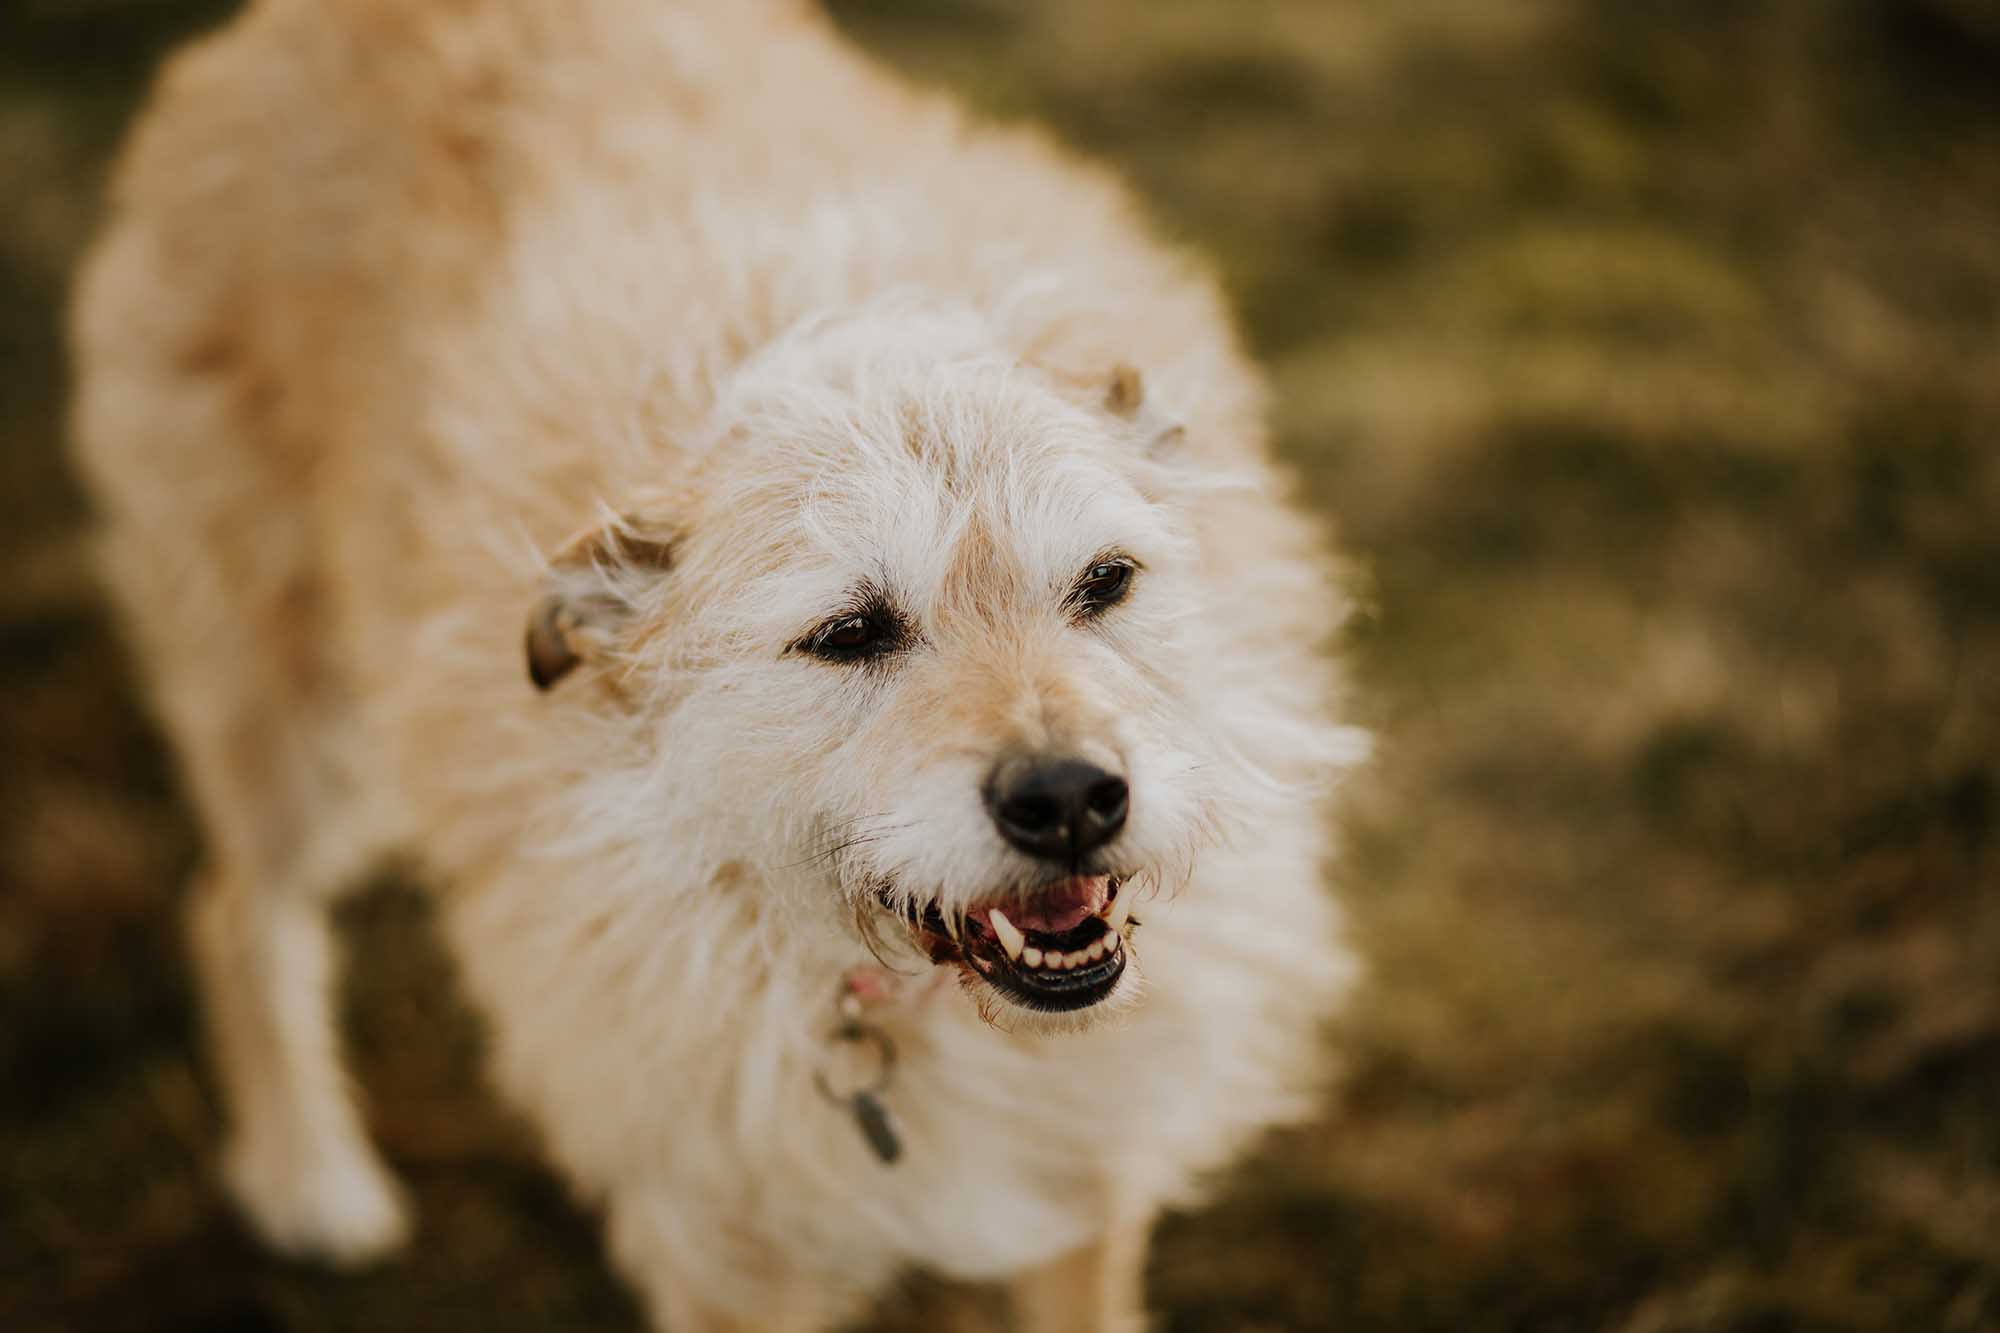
[69,1,1365,1328]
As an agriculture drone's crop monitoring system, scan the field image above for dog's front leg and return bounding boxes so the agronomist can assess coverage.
[604,1190,858,1333]
[1010,1212,1156,1333]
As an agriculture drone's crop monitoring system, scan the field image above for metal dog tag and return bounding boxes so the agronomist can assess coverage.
[815,1013,903,1167]
[850,1089,903,1164]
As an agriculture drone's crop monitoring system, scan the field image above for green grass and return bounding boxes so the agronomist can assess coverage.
[4,1,1999,1329]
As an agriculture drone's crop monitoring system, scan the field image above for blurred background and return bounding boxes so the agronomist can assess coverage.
[4,1,1998,1329]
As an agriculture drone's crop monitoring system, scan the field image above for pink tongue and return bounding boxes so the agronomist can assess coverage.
[1002,876,1109,935]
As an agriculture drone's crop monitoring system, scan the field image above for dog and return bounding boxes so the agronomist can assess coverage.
[69,1,1364,1328]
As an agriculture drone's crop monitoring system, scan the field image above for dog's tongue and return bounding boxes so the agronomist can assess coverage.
[1003,875,1110,934]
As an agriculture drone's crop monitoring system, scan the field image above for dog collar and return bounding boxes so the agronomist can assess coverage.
[838,964,905,1012]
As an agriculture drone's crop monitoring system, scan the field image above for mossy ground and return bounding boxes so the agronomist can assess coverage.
[4,2,1997,1329]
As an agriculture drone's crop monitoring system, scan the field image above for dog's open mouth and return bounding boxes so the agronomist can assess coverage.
[891,875,1137,1013]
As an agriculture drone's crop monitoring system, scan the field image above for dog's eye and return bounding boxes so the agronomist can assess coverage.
[820,616,876,651]
[1069,559,1135,617]
[801,611,897,663]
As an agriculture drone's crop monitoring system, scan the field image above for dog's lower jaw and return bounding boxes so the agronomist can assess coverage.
[960,953,1148,1037]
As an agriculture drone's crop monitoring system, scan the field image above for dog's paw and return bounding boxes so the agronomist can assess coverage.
[222,1135,412,1267]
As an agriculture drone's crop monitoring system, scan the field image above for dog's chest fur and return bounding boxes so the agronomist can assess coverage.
[439,830,1348,1287]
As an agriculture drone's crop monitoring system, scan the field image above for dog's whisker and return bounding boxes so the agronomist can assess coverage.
[779,817,921,873]
[850,897,902,972]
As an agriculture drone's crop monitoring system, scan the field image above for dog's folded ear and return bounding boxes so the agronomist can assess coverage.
[526,506,677,691]
[1103,362,1185,456]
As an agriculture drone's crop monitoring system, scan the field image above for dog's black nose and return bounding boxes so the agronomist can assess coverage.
[985,756,1129,862]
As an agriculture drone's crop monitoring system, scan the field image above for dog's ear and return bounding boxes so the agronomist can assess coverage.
[526,506,677,691]
[1103,363,1185,456]
[1105,362,1146,416]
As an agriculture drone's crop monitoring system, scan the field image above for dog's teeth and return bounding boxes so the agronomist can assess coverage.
[1023,946,1043,968]
[988,909,1026,962]
[1104,885,1135,933]
[1061,951,1079,970]
[1105,930,1121,953]
[1085,938,1104,962]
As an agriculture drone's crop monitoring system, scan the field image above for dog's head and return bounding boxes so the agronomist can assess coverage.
[525,308,1301,1026]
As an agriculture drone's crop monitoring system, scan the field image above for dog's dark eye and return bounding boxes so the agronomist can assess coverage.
[800,611,899,663]
[1069,559,1135,617]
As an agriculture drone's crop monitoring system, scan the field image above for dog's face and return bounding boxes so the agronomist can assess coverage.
[531,314,1244,1025]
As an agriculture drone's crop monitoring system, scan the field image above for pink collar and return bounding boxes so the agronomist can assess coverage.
[838,963,948,1017]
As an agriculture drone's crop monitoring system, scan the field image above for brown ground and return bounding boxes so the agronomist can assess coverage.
[4,2,1998,1330]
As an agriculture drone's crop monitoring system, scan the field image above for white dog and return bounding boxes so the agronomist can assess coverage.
[69,1,1364,1328]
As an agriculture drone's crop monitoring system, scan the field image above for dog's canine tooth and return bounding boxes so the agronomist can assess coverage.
[987,909,1026,962]
[1104,885,1135,933]
[1105,931,1121,953]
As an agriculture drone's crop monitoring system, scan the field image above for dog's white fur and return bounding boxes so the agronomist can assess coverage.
[69,2,1364,1328]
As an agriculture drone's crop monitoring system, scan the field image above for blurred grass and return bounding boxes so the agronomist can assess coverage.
[4,1,1999,1329]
